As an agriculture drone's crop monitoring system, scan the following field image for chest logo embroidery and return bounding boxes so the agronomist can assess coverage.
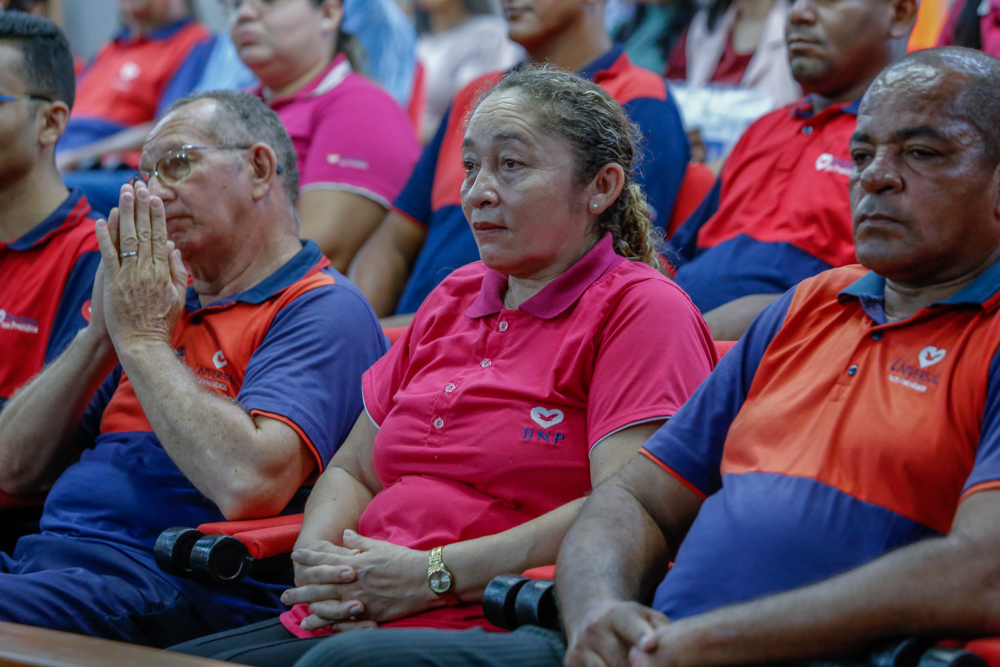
[212,351,228,369]
[815,153,853,177]
[918,346,946,368]
[0,308,39,334]
[119,61,140,83]
[530,407,564,429]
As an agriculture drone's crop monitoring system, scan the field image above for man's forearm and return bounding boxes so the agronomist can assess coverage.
[642,505,1000,666]
[115,339,303,519]
[558,481,671,631]
[703,293,782,341]
[0,327,117,494]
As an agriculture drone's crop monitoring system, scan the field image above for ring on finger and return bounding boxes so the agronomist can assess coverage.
[120,251,138,258]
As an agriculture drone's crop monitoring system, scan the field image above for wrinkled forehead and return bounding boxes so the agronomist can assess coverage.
[857,63,971,136]
[465,89,545,142]
[142,100,220,163]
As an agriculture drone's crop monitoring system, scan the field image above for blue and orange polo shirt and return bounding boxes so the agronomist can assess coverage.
[39,240,388,631]
[0,190,100,411]
[392,46,691,315]
[58,18,212,157]
[641,260,1000,620]
[667,96,860,314]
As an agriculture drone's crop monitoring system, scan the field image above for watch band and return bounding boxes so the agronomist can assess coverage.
[427,546,460,606]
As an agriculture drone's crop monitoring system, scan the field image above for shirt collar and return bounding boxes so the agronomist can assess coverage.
[791,94,861,120]
[257,54,351,105]
[4,190,91,252]
[184,239,330,313]
[838,256,1000,320]
[465,233,626,320]
[577,45,626,81]
[114,17,193,44]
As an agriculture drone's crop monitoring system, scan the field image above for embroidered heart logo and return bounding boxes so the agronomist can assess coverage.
[530,407,564,429]
[213,351,228,369]
[918,346,946,369]
[0,309,6,324]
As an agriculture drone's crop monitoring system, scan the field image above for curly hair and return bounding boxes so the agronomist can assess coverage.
[472,65,666,274]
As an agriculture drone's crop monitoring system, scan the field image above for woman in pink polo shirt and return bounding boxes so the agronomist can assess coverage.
[173,67,716,666]
[229,0,421,273]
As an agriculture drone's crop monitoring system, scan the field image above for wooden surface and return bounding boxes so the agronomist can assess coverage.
[0,622,225,667]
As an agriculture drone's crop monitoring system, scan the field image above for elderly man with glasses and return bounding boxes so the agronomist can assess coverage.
[0,89,388,646]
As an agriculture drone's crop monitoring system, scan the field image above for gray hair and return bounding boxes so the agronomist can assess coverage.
[161,90,301,207]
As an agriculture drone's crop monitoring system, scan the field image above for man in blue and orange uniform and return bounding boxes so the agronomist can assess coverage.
[0,90,387,645]
[351,0,689,321]
[299,46,1000,667]
[667,0,918,340]
[0,14,99,413]
[55,0,212,215]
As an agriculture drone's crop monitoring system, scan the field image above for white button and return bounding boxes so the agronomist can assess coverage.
[499,321,508,332]
[433,417,444,428]
[481,359,491,368]
[444,383,456,393]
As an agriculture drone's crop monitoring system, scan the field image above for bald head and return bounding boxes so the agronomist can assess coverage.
[865,47,1000,164]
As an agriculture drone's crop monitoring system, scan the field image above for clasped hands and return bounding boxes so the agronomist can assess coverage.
[282,530,439,633]
[90,181,188,354]
[565,599,698,667]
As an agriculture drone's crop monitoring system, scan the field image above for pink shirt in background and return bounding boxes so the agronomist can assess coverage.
[256,54,421,208]
[280,233,718,638]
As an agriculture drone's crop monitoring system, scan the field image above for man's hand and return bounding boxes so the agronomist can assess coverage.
[565,600,668,667]
[282,530,437,632]
[94,183,188,353]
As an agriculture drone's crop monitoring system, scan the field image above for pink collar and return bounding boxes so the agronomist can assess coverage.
[465,233,626,320]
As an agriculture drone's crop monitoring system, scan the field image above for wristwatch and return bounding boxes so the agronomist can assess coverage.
[427,546,460,605]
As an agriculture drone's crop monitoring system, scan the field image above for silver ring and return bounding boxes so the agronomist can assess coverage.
[120,251,138,258]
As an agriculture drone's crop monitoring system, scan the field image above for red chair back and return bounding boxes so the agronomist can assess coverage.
[714,340,737,357]
[407,61,428,138]
[666,162,716,240]
[383,326,408,345]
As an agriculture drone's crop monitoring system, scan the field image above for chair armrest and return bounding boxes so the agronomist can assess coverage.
[155,514,303,584]
[197,514,303,560]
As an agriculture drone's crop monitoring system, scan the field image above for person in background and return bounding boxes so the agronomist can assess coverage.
[172,66,715,667]
[667,0,917,340]
[351,0,690,323]
[230,0,421,274]
[0,13,99,413]
[414,0,521,141]
[0,0,49,15]
[667,0,799,105]
[0,90,386,645]
[666,0,801,162]
[611,0,694,75]
[55,0,212,215]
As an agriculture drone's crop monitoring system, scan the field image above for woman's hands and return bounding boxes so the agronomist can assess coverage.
[282,530,440,632]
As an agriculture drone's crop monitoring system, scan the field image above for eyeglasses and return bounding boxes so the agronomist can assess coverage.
[0,94,53,103]
[136,145,252,187]
[218,0,282,13]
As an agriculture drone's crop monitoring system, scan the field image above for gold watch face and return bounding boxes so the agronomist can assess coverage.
[428,569,452,594]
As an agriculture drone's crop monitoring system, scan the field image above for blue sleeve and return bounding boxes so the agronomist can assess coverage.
[665,177,721,267]
[391,105,450,225]
[236,281,390,468]
[45,250,100,364]
[641,287,795,496]
[343,0,416,105]
[622,95,690,232]
[75,366,122,450]
[963,348,1000,495]
[157,35,216,117]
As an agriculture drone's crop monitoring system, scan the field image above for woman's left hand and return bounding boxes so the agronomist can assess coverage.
[283,530,439,632]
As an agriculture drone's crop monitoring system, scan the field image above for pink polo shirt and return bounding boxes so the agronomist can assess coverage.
[257,55,420,208]
[281,233,717,636]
